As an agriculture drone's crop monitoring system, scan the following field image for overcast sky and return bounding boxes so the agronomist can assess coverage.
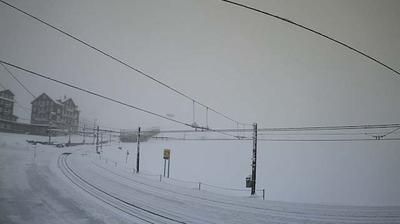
[1,0,399,130]
[1,0,400,206]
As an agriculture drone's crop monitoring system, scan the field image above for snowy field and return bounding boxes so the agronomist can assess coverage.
[1,132,400,223]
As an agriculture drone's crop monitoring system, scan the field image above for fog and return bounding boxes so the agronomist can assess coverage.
[1,0,399,205]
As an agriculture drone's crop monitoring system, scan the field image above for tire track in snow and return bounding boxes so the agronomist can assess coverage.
[58,153,186,224]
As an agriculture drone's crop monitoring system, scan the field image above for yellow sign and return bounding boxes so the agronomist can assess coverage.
[163,149,171,160]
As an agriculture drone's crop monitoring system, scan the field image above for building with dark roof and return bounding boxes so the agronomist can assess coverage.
[0,89,18,122]
[31,93,79,132]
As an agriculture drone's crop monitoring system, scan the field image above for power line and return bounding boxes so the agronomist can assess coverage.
[0,81,31,115]
[0,60,192,126]
[257,138,400,142]
[0,60,242,139]
[152,136,400,142]
[0,61,193,129]
[257,124,400,132]
[256,131,396,136]
[218,0,400,77]
[144,123,400,134]
[0,0,249,127]
[371,127,400,140]
[1,62,36,98]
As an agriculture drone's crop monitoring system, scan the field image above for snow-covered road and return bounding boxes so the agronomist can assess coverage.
[1,133,400,223]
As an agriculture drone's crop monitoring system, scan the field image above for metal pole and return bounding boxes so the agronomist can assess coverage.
[251,123,257,195]
[92,120,96,145]
[48,129,51,144]
[263,189,265,200]
[163,159,166,177]
[136,127,141,173]
[100,133,103,150]
[83,124,86,143]
[206,107,209,128]
[192,100,195,124]
[96,126,99,154]
[167,159,170,178]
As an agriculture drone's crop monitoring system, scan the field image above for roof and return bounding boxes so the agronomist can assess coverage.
[0,96,14,102]
[63,98,77,107]
[31,93,62,105]
[31,93,53,104]
[0,89,14,96]
[31,93,78,108]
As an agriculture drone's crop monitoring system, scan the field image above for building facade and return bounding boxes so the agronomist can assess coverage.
[0,89,17,122]
[31,93,79,132]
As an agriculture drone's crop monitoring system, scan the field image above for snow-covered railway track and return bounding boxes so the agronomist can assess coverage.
[57,153,186,224]
[91,161,400,223]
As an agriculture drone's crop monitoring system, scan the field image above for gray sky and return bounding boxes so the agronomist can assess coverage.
[1,0,399,130]
[1,0,400,206]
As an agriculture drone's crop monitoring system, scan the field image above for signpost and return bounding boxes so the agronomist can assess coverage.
[163,149,171,178]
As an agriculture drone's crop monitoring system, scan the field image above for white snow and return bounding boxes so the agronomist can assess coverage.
[1,132,399,223]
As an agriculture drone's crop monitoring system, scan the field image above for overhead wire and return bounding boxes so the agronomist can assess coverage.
[0,60,192,127]
[0,81,32,116]
[0,0,249,127]
[152,136,400,142]
[0,60,242,139]
[143,123,400,134]
[1,62,36,98]
[218,0,400,77]
[1,0,398,139]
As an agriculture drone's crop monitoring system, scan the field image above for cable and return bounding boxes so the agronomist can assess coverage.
[0,60,243,140]
[144,123,400,134]
[0,0,249,127]
[257,131,396,136]
[152,136,400,141]
[0,81,32,115]
[257,138,400,142]
[1,62,36,98]
[218,0,400,77]
[257,124,400,132]
[0,60,192,127]
[373,127,400,140]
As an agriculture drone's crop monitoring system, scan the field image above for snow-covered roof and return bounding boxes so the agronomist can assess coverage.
[0,89,14,96]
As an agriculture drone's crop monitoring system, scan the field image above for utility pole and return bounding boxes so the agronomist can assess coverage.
[251,123,257,195]
[96,126,99,154]
[167,158,170,178]
[83,124,86,144]
[48,128,51,144]
[100,132,103,150]
[163,159,167,177]
[92,119,97,145]
[136,127,141,173]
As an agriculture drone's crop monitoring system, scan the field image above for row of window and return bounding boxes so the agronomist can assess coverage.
[0,93,13,99]
[0,108,11,114]
[0,100,13,107]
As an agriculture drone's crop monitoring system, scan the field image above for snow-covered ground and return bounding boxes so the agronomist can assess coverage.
[1,132,400,223]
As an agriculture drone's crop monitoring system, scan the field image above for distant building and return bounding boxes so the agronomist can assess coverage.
[120,128,160,142]
[0,89,18,122]
[31,93,79,132]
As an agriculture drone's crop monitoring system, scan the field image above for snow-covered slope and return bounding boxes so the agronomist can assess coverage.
[0,132,399,223]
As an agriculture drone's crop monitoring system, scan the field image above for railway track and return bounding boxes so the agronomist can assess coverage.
[91,161,400,222]
[58,153,400,224]
[57,153,186,224]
